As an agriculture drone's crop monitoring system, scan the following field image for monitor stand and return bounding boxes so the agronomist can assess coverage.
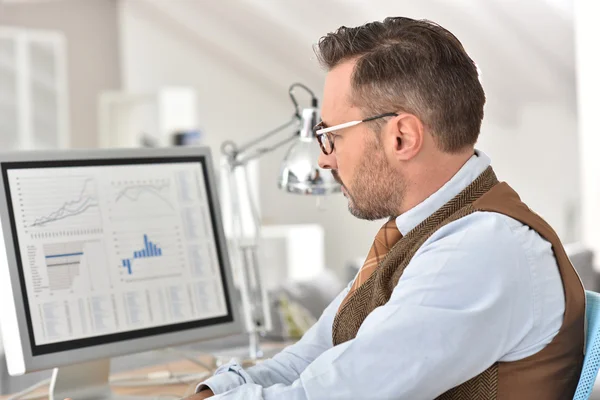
[49,359,142,400]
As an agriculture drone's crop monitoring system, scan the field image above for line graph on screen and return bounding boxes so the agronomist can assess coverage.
[109,179,176,220]
[15,176,102,234]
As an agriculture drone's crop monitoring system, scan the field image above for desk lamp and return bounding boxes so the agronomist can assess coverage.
[220,83,341,361]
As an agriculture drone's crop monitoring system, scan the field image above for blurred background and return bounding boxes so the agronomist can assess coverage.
[1,0,599,396]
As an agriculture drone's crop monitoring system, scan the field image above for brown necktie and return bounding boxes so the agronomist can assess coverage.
[345,218,403,300]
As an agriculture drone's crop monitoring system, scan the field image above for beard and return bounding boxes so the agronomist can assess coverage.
[332,141,405,220]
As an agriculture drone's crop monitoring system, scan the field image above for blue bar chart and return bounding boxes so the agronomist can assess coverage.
[121,234,163,275]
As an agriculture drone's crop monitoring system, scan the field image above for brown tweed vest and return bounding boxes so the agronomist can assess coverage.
[332,166,585,399]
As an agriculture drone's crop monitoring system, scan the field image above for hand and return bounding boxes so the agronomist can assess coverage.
[184,388,215,399]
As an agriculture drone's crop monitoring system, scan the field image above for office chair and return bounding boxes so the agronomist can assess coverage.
[574,291,600,399]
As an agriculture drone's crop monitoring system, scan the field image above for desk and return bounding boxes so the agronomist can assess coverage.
[1,342,292,399]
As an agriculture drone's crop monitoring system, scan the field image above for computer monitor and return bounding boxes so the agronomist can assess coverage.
[0,147,241,399]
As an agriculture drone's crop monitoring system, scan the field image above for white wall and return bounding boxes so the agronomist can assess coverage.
[0,0,122,148]
[478,102,580,243]
[119,0,580,278]
[574,0,600,266]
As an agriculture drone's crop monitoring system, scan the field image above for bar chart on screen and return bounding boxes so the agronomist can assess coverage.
[114,227,186,283]
[28,240,110,296]
[44,241,86,291]
[121,234,163,274]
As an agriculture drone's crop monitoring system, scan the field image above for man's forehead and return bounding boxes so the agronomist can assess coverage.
[321,60,356,120]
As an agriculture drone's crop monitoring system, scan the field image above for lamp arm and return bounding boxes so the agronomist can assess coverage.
[232,132,298,166]
[221,116,298,168]
[221,81,318,169]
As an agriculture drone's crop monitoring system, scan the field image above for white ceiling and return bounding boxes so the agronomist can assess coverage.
[132,0,576,116]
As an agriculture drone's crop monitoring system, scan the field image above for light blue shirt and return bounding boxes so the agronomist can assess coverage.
[199,150,565,399]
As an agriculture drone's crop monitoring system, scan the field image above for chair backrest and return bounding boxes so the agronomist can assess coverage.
[574,291,600,399]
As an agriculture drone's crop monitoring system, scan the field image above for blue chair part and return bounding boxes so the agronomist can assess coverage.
[574,290,600,399]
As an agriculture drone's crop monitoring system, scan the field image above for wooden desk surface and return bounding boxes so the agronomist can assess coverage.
[0,357,209,400]
[109,356,213,398]
[1,342,292,399]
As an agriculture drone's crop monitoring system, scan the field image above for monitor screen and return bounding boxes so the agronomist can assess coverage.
[1,156,233,356]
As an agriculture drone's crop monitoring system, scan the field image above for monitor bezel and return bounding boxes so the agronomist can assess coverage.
[0,147,242,374]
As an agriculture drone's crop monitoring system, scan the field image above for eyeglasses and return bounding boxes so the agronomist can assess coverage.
[314,112,398,155]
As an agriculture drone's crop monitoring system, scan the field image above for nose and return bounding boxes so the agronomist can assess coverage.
[318,150,337,170]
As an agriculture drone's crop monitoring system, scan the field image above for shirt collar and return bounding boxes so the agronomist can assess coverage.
[395,149,492,235]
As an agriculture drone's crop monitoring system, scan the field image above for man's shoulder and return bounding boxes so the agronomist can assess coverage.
[400,210,538,311]
[415,210,551,277]
[426,210,530,248]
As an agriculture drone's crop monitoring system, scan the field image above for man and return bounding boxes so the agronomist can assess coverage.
[191,17,584,399]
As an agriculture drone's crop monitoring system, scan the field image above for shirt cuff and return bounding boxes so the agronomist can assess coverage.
[195,362,253,394]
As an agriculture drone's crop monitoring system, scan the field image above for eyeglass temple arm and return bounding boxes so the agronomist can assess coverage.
[362,112,399,122]
[315,120,362,135]
[315,112,399,135]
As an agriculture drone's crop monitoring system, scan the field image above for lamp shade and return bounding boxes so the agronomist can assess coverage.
[278,137,341,195]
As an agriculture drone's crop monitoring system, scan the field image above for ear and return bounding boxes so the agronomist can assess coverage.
[385,113,424,161]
